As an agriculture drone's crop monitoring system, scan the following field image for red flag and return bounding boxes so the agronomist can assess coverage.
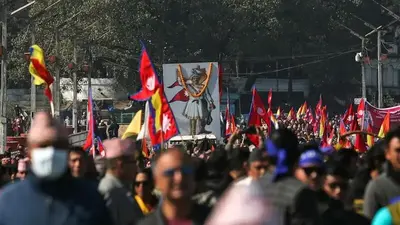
[354,122,367,153]
[339,120,347,135]
[167,80,181,88]
[248,87,270,126]
[148,84,179,146]
[247,87,269,145]
[129,45,160,101]
[350,114,358,132]
[342,104,354,125]
[83,88,95,152]
[287,107,296,120]
[169,89,189,103]
[225,93,233,136]
[268,88,272,108]
[225,108,232,136]
[96,136,106,157]
[315,95,323,116]
[357,98,366,130]
[231,114,236,132]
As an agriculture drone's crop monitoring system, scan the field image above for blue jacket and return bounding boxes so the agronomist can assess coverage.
[0,173,113,225]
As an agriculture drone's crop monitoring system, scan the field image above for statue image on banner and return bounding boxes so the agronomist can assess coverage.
[178,65,215,135]
[163,62,221,138]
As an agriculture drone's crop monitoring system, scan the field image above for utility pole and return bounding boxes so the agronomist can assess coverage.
[54,28,60,119]
[86,45,92,131]
[88,45,92,91]
[377,30,383,108]
[337,23,368,99]
[72,40,78,133]
[30,24,36,119]
[275,61,279,91]
[0,5,7,154]
[361,39,366,99]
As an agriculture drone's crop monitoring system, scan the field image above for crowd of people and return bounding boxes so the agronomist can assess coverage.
[0,110,399,225]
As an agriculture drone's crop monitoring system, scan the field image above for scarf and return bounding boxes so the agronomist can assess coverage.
[135,195,151,215]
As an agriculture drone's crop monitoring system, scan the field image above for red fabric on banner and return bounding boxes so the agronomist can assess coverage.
[362,101,400,133]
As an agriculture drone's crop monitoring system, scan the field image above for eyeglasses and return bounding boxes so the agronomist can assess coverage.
[134,181,149,187]
[162,166,194,177]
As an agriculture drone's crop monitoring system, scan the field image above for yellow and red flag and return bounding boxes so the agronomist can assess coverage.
[378,112,390,138]
[367,124,375,148]
[287,107,295,120]
[28,45,54,102]
[276,107,281,119]
[268,88,272,109]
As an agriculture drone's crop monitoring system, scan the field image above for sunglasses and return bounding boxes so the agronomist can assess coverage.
[162,166,194,177]
[303,167,324,176]
[328,182,348,190]
[134,181,149,187]
[254,165,268,170]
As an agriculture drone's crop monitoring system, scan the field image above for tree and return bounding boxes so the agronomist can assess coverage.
[6,0,397,101]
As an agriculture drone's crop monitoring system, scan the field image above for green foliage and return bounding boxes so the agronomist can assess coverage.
[5,0,400,97]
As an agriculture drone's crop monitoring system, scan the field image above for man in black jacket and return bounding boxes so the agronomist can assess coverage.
[259,128,322,225]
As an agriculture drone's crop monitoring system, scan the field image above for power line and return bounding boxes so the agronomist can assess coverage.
[222,48,358,76]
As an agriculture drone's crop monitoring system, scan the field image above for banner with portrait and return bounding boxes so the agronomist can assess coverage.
[364,101,400,132]
[163,62,221,138]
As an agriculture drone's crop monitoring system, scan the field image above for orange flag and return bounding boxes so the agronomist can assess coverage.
[288,107,295,120]
[378,112,390,138]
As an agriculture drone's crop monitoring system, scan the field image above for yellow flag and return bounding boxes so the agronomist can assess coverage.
[122,110,142,139]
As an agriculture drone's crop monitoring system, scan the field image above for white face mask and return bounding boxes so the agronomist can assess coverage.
[31,146,68,180]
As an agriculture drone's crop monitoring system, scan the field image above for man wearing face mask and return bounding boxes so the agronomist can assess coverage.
[0,112,113,225]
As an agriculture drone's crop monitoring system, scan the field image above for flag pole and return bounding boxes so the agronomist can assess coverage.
[49,101,55,117]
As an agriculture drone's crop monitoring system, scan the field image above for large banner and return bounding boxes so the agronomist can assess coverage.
[163,62,221,138]
[364,101,400,132]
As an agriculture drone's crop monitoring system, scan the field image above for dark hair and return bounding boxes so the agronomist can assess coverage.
[207,149,228,172]
[192,158,207,182]
[136,167,153,182]
[299,143,320,154]
[69,146,86,155]
[330,148,358,165]
[227,148,249,171]
[365,140,386,172]
[325,160,350,180]
[384,126,400,150]
[270,128,299,167]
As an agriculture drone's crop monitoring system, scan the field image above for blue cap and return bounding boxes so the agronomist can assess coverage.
[299,150,324,167]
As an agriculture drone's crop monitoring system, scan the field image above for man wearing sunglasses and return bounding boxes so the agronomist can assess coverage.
[295,149,325,191]
[138,148,210,225]
[98,138,140,225]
